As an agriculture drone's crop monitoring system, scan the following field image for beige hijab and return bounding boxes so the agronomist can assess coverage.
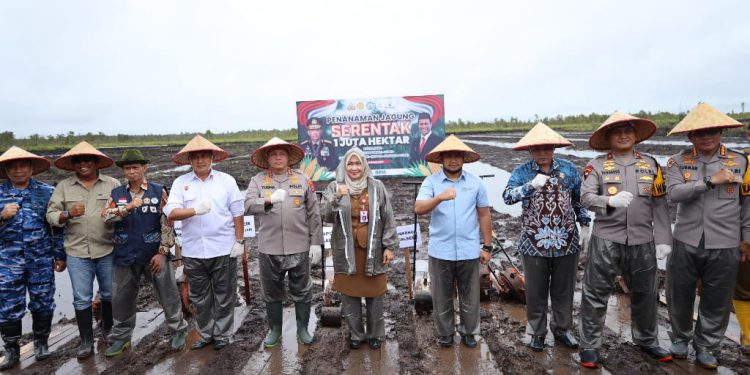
[336,147,372,195]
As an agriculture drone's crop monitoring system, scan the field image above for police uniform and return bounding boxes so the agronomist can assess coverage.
[245,168,323,345]
[579,151,671,350]
[301,139,337,171]
[0,179,63,358]
[665,145,750,353]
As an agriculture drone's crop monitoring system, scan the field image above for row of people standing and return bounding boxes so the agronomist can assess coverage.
[503,102,750,370]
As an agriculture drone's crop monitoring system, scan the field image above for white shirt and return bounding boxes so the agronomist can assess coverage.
[164,169,244,259]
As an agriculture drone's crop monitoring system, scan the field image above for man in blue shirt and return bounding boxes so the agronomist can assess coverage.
[415,135,492,349]
[503,123,590,353]
[0,147,65,369]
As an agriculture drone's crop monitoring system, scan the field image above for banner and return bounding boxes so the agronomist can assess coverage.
[322,223,420,250]
[296,95,445,181]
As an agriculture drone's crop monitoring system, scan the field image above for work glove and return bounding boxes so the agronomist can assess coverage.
[270,189,286,204]
[230,241,245,258]
[194,200,212,215]
[530,174,550,189]
[309,245,322,265]
[608,191,633,208]
[578,225,591,247]
[175,265,185,283]
[655,244,672,260]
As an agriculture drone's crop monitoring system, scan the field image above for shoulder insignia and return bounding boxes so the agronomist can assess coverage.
[652,164,666,197]
[584,165,594,180]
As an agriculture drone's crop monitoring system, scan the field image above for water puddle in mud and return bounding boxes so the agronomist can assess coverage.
[462,161,521,217]
[241,306,318,374]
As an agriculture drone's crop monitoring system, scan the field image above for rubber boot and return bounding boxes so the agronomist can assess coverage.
[263,302,283,348]
[295,302,313,345]
[734,300,750,353]
[75,308,95,359]
[101,300,113,342]
[32,312,53,361]
[0,321,22,370]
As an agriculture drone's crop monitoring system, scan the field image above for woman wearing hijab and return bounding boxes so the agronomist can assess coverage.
[321,147,399,350]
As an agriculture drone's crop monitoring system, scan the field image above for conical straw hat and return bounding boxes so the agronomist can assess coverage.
[172,135,229,165]
[0,146,51,178]
[513,122,573,150]
[667,102,742,135]
[424,135,480,164]
[251,137,305,169]
[54,141,114,171]
[588,111,656,151]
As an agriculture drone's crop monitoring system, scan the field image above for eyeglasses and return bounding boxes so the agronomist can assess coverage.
[690,129,722,138]
[71,156,97,164]
[529,145,555,152]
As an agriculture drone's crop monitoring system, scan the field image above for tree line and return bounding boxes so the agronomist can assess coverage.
[3,110,749,151]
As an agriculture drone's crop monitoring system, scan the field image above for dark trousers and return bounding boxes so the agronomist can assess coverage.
[521,253,578,337]
[580,235,659,349]
[183,255,237,341]
[428,256,480,337]
[667,238,738,351]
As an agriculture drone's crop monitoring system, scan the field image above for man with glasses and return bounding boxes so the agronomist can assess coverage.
[47,141,120,359]
[164,135,245,351]
[503,123,590,353]
[578,112,673,368]
[664,103,750,369]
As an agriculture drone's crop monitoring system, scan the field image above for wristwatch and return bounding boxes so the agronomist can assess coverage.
[236,239,246,245]
[481,244,493,252]
[703,176,714,189]
[62,211,70,219]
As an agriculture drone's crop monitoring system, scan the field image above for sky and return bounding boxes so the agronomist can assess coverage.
[1,0,749,138]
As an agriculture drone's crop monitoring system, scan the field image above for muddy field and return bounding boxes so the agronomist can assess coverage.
[4,133,750,374]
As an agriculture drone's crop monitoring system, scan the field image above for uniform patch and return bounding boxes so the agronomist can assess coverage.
[667,158,676,168]
[727,185,735,193]
[722,161,740,167]
[607,186,618,195]
[584,165,593,179]
[293,199,301,206]
[643,184,653,193]
[728,154,739,159]
[683,172,692,179]
[639,175,653,181]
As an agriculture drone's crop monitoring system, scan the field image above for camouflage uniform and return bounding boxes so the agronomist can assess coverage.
[0,179,64,324]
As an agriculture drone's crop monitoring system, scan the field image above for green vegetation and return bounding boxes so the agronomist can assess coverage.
[3,110,749,151]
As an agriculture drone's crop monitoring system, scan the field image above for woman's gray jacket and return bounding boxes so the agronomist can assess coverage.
[320,177,399,276]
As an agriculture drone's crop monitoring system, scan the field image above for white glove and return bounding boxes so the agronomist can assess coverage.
[579,225,591,246]
[230,241,245,258]
[309,245,322,265]
[608,191,633,208]
[655,244,672,260]
[270,189,286,204]
[174,265,185,283]
[194,200,212,215]
[530,174,550,189]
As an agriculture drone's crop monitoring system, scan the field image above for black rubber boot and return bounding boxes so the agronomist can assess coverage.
[75,308,95,359]
[101,300,113,341]
[0,320,22,370]
[32,312,53,361]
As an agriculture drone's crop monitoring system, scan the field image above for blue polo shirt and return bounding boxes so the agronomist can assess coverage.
[416,169,489,261]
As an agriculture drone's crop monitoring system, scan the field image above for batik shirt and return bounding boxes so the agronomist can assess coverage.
[503,158,590,257]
